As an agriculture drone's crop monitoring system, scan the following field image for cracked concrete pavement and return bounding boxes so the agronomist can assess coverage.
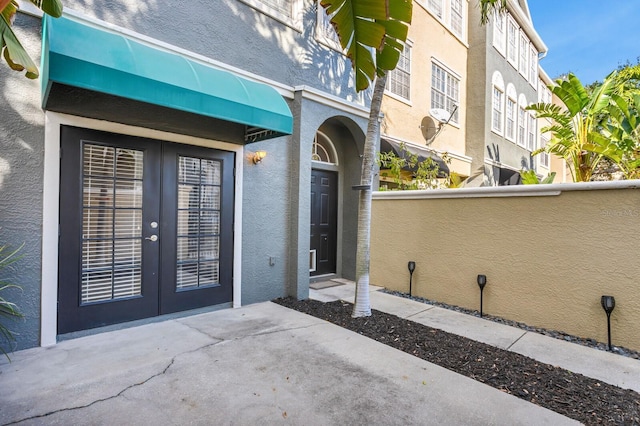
[0,302,578,425]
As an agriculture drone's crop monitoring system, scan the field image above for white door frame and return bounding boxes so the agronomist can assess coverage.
[41,112,244,346]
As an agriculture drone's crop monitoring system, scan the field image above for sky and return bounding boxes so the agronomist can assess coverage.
[527,1,639,85]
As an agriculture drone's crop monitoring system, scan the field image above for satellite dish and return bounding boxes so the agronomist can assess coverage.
[429,108,450,124]
[420,117,438,143]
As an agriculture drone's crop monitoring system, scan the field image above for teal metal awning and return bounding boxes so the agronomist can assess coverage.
[41,16,293,141]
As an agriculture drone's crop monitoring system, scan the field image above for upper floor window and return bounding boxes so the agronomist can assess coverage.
[539,135,550,168]
[519,33,529,77]
[492,87,504,134]
[505,84,517,141]
[491,71,504,134]
[517,94,528,147]
[316,2,340,48]
[431,62,460,124]
[493,12,506,55]
[427,0,444,19]
[543,86,552,104]
[386,44,411,100]
[261,0,290,15]
[527,113,536,151]
[450,0,464,37]
[240,0,302,30]
[538,82,552,104]
[529,46,538,84]
[518,107,526,147]
[506,17,518,66]
[506,97,516,141]
[537,79,545,103]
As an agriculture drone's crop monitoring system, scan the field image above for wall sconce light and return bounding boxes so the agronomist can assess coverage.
[407,261,416,296]
[600,295,616,351]
[477,274,487,318]
[251,150,267,164]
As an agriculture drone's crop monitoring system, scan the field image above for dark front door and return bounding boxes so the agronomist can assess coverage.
[58,126,234,334]
[310,169,338,276]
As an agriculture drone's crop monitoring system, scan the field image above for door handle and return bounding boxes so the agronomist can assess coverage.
[145,235,158,242]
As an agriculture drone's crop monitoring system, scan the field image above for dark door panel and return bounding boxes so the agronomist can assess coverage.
[159,143,234,314]
[310,169,337,276]
[58,126,161,333]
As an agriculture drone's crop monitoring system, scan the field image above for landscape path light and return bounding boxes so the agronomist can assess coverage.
[407,261,416,296]
[600,295,616,351]
[477,274,487,318]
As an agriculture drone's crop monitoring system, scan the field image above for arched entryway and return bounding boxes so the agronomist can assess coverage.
[310,131,339,276]
[309,117,365,281]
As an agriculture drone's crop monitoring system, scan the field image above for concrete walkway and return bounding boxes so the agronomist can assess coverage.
[1,298,581,425]
[311,280,640,394]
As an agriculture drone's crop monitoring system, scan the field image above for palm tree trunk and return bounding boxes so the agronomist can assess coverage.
[352,74,387,318]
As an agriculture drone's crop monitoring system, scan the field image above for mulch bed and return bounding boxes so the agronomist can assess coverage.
[274,297,640,425]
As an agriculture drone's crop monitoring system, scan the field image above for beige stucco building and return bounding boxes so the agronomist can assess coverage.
[380,0,556,187]
[381,0,471,180]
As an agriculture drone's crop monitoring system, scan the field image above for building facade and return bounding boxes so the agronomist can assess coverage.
[1,0,371,350]
[381,0,471,183]
[466,0,547,186]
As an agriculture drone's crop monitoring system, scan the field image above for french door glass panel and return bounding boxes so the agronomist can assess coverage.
[81,144,143,303]
[176,156,222,290]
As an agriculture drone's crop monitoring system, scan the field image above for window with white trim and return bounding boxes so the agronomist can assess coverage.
[537,79,545,103]
[450,0,464,37]
[543,86,552,104]
[540,134,550,168]
[491,71,504,134]
[517,107,527,147]
[312,131,338,164]
[386,44,411,100]
[506,97,516,141]
[529,46,538,84]
[261,0,290,15]
[493,12,506,55]
[492,87,504,134]
[427,0,444,19]
[316,1,340,48]
[506,17,518,66]
[538,79,553,104]
[519,33,529,76]
[431,62,460,124]
[527,113,536,151]
[240,0,301,29]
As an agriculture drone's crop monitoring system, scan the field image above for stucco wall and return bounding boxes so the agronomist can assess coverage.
[371,183,640,352]
[0,14,45,351]
[63,0,363,103]
[240,133,294,304]
[241,95,366,305]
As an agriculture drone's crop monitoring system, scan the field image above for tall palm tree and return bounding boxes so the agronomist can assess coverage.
[321,0,506,317]
[527,73,618,182]
[320,0,412,317]
[1,0,62,78]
